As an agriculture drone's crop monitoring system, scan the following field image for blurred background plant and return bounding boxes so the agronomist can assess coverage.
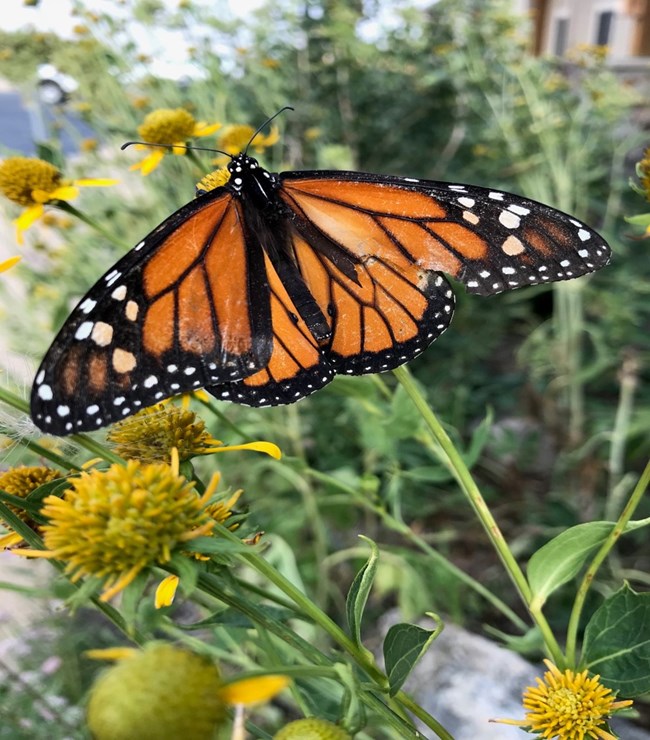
[0,0,648,738]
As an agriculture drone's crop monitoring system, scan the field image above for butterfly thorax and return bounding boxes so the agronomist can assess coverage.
[226,154,281,211]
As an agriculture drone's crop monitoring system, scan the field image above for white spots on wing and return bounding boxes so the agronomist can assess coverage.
[75,321,94,340]
[403,177,420,183]
[111,285,127,301]
[167,364,178,373]
[80,298,97,314]
[57,405,70,417]
[578,249,590,258]
[499,210,520,229]
[467,280,479,288]
[125,300,139,321]
[560,259,571,267]
[105,269,121,287]
[91,322,114,347]
[458,197,475,208]
[170,383,180,391]
[112,348,137,373]
[38,384,53,400]
[501,235,525,256]
[36,370,45,384]
[507,204,530,216]
[183,366,196,376]
[87,404,99,415]
[154,391,164,399]
[463,210,479,225]
[143,375,158,388]
[113,396,125,406]
[538,266,548,272]
[489,191,504,200]
[448,185,467,192]
[479,270,491,278]
[578,229,591,242]
[570,219,581,227]
[134,240,145,251]
[502,266,516,275]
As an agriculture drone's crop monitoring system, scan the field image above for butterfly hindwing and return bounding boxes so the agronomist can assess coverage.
[31,190,273,433]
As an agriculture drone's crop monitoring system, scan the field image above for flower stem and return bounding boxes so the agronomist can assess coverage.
[392,365,564,663]
[54,201,131,249]
[566,458,650,666]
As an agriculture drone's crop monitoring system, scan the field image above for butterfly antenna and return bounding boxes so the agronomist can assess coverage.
[244,106,294,154]
[120,141,233,159]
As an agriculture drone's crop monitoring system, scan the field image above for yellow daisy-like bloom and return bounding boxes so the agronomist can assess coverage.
[196,167,231,193]
[494,660,633,740]
[130,108,221,175]
[106,403,281,463]
[0,465,64,549]
[16,456,215,601]
[0,156,117,244]
[215,123,280,162]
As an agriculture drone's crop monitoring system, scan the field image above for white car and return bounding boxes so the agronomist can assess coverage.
[36,64,79,105]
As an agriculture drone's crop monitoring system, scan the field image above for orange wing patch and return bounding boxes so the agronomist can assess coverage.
[142,194,232,298]
[143,291,175,357]
[177,266,216,354]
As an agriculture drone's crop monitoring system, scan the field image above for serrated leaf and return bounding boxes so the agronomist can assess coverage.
[346,536,379,646]
[528,522,615,609]
[383,614,443,696]
[582,584,650,697]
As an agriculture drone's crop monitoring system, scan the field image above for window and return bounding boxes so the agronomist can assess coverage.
[595,11,614,45]
[553,18,569,56]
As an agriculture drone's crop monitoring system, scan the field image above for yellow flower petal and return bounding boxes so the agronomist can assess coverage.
[0,255,21,274]
[15,203,44,242]
[85,647,138,661]
[130,149,165,175]
[220,675,290,706]
[171,142,188,156]
[194,122,222,137]
[203,441,282,459]
[0,531,24,549]
[155,574,180,608]
[74,178,119,187]
[49,185,80,200]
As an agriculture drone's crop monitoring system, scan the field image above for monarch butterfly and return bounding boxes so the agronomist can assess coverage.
[30,118,611,435]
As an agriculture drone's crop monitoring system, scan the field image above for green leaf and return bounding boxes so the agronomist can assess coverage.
[528,521,648,610]
[528,522,615,609]
[346,536,379,646]
[582,584,650,697]
[624,212,650,227]
[463,408,493,468]
[383,613,443,696]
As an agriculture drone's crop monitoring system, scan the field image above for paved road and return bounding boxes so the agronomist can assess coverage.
[0,86,94,156]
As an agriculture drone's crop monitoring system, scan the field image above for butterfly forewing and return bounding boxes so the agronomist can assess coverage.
[280,172,611,295]
[31,191,273,434]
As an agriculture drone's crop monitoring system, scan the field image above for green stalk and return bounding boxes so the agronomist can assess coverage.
[566,459,650,666]
[392,365,564,664]
[54,201,131,249]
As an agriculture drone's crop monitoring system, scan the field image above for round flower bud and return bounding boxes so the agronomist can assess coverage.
[273,718,353,740]
[87,643,226,740]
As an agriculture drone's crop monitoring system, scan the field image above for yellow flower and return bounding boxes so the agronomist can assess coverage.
[0,465,64,549]
[494,659,633,739]
[216,123,279,161]
[273,718,352,739]
[129,108,221,175]
[86,643,289,740]
[87,643,227,740]
[15,455,215,601]
[196,167,231,193]
[0,156,117,244]
[638,148,650,203]
[107,402,281,463]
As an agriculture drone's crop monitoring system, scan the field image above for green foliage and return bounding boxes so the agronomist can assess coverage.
[1,0,649,737]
